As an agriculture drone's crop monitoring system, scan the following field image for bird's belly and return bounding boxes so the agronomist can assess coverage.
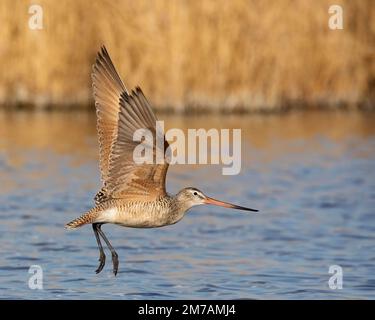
[95,205,173,228]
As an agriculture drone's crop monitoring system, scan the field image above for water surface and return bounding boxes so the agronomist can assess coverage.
[0,111,374,299]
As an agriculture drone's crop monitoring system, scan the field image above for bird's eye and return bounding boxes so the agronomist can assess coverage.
[193,192,198,196]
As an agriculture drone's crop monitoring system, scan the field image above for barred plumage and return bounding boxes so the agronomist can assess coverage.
[65,207,101,229]
[94,187,110,205]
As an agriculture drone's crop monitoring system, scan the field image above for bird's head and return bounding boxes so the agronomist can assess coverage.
[176,187,258,213]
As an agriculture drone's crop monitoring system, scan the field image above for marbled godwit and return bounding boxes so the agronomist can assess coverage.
[65,46,258,275]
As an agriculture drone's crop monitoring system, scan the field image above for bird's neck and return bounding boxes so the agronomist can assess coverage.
[164,195,191,224]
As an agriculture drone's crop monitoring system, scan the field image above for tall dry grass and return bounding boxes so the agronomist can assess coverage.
[0,0,374,111]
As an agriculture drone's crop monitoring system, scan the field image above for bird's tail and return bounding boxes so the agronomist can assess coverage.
[65,208,99,229]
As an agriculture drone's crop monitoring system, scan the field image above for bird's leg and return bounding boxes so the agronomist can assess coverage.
[97,225,119,276]
[92,223,106,274]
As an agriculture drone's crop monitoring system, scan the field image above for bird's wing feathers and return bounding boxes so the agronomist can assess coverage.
[106,88,170,201]
[92,47,169,202]
[92,46,128,184]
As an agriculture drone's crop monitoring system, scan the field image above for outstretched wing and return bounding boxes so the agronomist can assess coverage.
[105,88,170,201]
[92,46,128,184]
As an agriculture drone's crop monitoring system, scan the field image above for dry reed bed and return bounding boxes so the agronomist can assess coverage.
[0,0,374,112]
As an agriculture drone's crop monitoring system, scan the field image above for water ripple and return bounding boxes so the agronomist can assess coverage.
[0,113,374,299]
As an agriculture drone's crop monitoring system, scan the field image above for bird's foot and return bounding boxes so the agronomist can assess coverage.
[95,252,106,274]
[112,252,119,276]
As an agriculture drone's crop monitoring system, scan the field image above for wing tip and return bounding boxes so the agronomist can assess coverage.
[92,45,128,94]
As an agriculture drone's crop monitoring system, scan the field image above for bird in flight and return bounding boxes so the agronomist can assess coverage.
[65,46,258,275]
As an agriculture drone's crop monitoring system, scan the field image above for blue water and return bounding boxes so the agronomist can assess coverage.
[0,111,374,299]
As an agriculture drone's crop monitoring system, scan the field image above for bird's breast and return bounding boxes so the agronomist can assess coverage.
[94,199,185,228]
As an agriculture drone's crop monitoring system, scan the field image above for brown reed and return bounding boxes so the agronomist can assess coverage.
[0,0,373,112]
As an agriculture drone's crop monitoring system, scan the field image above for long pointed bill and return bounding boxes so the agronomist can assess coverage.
[204,197,258,212]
